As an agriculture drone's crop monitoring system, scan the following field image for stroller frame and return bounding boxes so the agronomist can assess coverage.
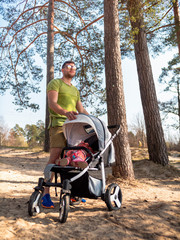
[28,115,122,223]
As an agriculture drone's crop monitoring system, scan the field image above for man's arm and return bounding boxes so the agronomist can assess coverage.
[48,90,78,120]
[76,101,89,115]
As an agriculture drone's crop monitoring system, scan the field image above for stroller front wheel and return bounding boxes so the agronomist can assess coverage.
[59,194,70,223]
[105,183,122,211]
[28,190,42,216]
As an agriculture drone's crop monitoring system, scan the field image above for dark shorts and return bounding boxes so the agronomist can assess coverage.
[49,126,66,148]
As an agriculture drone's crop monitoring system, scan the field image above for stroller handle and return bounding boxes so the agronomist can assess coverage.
[107,125,120,129]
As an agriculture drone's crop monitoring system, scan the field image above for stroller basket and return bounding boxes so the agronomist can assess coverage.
[58,169,102,199]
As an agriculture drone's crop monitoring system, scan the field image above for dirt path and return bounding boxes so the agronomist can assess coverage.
[0,147,180,240]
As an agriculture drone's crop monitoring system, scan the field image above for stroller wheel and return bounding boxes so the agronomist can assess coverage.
[28,190,42,216]
[59,194,70,223]
[105,183,122,211]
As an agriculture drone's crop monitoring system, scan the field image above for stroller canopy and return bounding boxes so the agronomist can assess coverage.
[62,114,115,165]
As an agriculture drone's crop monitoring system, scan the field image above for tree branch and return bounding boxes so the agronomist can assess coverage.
[147,6,173,32]
[147,23,174,34]
[75,15,104,40]
[17,0,28,10]
[144,1,162,12]
[1,2,49,44]
[55,0,85,25]
[1,19,47,48]
[8,41,24,105]
[15,32,47,71]
[71,0,88,34]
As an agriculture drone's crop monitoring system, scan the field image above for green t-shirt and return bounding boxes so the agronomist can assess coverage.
[47,78,80,127]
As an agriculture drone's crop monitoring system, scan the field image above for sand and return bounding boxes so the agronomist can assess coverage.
[0,147,180,240]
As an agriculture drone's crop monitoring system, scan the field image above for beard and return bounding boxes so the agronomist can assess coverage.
[64,71,76,79]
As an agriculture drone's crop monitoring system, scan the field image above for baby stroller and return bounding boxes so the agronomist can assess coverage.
[28,114,122,223]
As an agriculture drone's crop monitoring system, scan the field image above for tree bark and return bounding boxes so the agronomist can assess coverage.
[172,0,180,134]
[177,78,180,139]
[44,0,54,152]
[127,0,169,165]
[172,0,180,56]
[104,0,134,179]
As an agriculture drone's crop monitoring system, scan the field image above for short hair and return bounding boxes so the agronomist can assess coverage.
[62,60,75,69]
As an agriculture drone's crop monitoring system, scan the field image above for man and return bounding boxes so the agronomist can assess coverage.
[42,60,89,208]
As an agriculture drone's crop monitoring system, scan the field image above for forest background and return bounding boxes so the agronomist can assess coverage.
[0,0,179,152]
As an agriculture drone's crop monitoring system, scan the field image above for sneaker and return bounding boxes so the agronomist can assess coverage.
[41,194,54,208]
[59,158,70,166]
[56,158,70,166]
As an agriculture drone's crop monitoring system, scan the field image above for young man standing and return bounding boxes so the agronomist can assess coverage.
[42,60,89,208]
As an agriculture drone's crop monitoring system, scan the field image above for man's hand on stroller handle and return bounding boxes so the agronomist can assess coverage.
[65,111,78,120]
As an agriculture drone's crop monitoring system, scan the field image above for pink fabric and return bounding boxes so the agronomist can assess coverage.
[64,141,93,165]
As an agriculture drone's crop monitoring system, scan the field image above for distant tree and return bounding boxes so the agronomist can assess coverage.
[0,116,9,146]
[166,132,180,151]
[24,121,45,147]
[13,124,25,138]
[104,0,134,179]
[8,124,27,147]
[128,131,137,147]
[25,124,36,147]
[127,0,169,166]
[7,130,17,147]
[129,114,147,148]
[36,120,45,146]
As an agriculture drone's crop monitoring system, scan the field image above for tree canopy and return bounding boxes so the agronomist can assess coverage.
[0,0,105,115]
[1,1,178,112]
[0,1,178,114]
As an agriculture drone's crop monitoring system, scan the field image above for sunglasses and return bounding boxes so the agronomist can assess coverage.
[65,65,77,70]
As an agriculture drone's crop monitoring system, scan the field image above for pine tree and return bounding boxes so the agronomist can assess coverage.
[104,0,134,179]
[127,0,169,166]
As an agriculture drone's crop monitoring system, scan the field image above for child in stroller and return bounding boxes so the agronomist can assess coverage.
[28,114,122,223]
[55,141,94,169]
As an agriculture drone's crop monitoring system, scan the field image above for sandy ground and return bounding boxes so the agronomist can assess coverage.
[0,147,180,240]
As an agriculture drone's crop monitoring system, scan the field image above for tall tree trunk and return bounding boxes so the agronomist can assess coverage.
[172,0,180,56]
[127,0,169,165]
[177,79,180,139]
[173,0,180,137]
[44,0,54,152]
[104,0,134,179]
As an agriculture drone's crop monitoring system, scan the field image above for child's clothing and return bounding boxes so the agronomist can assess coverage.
[55,141,93,168]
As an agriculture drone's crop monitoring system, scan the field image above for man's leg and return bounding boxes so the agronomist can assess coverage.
[43,147,62,195]
[41,148,62,208]
[42,126,66,208]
